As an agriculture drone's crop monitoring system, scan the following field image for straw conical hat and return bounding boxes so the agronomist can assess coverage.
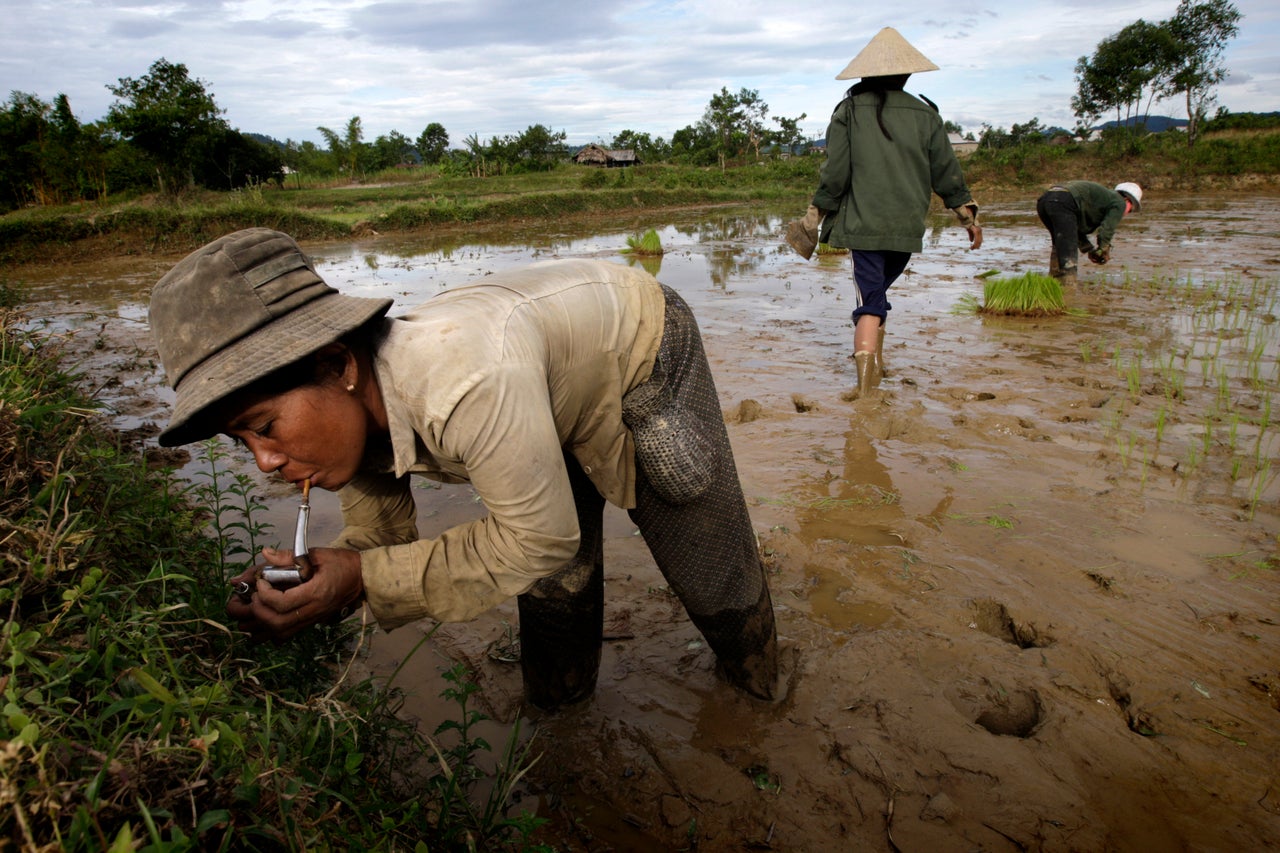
[836,27,939,79]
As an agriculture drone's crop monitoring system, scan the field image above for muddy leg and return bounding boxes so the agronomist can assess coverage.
[627,285,779,700]
[690,582,779,700]
[517,453,605,710]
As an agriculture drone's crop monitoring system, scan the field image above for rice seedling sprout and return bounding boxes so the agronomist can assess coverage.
[979,272,1066,316]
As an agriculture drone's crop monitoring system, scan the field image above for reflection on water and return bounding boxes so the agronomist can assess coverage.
[792,419,907,633]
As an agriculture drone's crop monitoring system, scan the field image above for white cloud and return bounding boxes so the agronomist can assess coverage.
[1,0,1274,146]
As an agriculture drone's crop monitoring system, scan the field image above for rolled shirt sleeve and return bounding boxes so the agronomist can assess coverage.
[358,365,580,627]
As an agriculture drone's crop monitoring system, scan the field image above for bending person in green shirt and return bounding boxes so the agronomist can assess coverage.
[1036,180,1142,285]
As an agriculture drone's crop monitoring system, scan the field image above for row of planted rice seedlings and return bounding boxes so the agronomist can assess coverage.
[1105,274,1280,517]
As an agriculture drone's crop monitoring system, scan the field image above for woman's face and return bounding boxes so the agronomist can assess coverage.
[221,379,370,492]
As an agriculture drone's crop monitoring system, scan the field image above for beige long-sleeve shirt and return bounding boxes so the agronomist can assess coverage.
[331,259,666,627]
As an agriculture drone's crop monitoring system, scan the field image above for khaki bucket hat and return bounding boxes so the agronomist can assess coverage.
[836,27,940,79]
[149,228,393,447]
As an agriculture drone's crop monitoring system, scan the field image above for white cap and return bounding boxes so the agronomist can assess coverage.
[1115,182,1143,211]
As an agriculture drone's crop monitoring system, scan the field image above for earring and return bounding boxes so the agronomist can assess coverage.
[346,384,356,393]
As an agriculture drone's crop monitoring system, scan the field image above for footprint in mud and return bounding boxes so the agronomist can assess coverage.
[968,598,1054,649]
[1104,669,1160,737]
[946,679,1044,738]
[974,688,1043,738]
[791,393,819,413]
[946,389,997,402]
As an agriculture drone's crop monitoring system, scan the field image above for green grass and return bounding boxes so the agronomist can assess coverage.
[0,158,821,264]
[959,125,1280,190]
[4,127,1278,266]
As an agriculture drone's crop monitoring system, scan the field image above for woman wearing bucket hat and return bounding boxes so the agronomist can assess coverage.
[1036,180,1142,285]
[148,228,779,707]
[784,27,981,399]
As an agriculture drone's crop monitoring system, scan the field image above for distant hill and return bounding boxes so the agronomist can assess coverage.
[1094,115,1187,132]
[246,132,287,150]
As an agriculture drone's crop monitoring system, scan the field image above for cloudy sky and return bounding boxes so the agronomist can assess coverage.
[4,1,1277,148]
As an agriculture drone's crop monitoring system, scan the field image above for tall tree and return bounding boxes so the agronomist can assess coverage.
[772,113,809,156]
[1072,21,1178,130]
[317,116,364,176]
[705,87,747,171]
[1164,0,1241,145]
[43,94,83,202]
[199,129,283,190]
[508,124,567,171]
[737,88,769,161]
[0,92,50,210]
[370,130,415,170]
[669,122,718,167]
[610,129,668,163]
[106,58,226,196]
[417,122,449,165]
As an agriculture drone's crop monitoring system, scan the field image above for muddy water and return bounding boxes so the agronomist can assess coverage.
[11,192,1280,850]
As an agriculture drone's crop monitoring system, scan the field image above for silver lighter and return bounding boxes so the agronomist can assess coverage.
[232,479,312,598]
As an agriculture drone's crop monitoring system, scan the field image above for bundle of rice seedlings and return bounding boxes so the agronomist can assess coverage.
[981,272,1066,316]
[816,242,849,256]
[623,227,664,256]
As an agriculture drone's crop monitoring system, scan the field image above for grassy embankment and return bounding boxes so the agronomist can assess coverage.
[2,127,1277,266]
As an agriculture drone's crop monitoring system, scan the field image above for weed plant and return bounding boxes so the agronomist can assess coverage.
[0,308,544,851]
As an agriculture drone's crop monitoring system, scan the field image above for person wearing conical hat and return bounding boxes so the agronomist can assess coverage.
[1036,180,1142,285]
[784,27,981,400]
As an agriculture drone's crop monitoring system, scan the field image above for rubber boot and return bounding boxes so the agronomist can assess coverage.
[1050,252,1078,287]
[518,560,603,710]
[876,326,888,378]
[517,454,605,711]
[853,350,881,399]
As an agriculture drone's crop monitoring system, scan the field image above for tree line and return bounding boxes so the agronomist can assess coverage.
[0,1,1245,212]
[0,58,810,213]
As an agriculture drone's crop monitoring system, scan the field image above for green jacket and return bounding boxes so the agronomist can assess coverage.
[1063,180,1128,251]
[812,89,974,253]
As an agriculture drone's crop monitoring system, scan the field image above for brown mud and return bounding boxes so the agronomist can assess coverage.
[10,193,1280,851]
